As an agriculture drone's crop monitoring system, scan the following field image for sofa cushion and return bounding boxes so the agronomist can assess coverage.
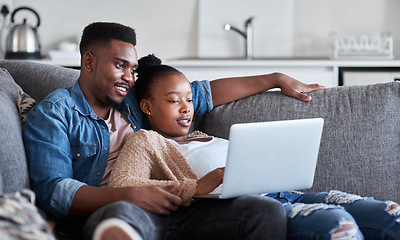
[0,60,78,194]
[0,68,30,193]
[18,91,37,124]
[194,82,400,202]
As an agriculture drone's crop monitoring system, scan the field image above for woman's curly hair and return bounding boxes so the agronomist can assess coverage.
[135,54,182,102]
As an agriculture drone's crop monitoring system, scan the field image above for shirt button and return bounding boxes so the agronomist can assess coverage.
[97,172,101,175]
[133,125,137,129]
[76,153,80,158]
[103,147,108,151]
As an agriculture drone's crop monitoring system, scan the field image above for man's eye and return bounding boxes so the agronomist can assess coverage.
[187,99,193,103]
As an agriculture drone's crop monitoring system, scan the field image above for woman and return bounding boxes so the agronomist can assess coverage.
[109,54,400,240]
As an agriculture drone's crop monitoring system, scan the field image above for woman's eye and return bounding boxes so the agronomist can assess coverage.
[168,100,178,103]
[187,99,193,103]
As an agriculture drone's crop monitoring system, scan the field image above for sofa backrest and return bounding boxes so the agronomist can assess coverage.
[0,60,79,102]
[0,60,79,194]
[194,82,400,202]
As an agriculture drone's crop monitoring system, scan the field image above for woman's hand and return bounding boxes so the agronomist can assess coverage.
[195,167,225,195]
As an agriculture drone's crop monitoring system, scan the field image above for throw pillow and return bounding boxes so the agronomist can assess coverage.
[0,189,55,240]
[17,91,36,124]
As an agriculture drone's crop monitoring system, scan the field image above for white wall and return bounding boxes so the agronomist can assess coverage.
[198,0,294,58]
[293,0,400,57]
[0,0,399,60]
[0,0,199,59]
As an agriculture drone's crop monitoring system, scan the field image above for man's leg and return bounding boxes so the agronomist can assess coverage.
[92,218,143,240]
[83,196,286,240]
[83,201,157,240]
[158,195,286,240]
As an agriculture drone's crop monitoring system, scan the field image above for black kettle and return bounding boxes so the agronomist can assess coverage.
[5,7,41,59]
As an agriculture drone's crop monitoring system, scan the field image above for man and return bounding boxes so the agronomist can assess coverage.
[23,22,324,240]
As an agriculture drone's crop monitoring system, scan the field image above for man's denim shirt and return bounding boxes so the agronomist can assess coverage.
[22,79,213,219]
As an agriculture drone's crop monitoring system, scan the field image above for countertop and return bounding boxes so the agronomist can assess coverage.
[165,57,400,68]
[29,57,400,68]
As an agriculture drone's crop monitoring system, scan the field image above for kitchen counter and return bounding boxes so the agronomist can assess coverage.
[165,58,400,87]
[166,57,400,67]
[32,57,400,67]
[29,57,400,87]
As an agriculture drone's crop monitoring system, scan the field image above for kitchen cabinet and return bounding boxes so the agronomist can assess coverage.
[339,67,400,86]
[32,58,400,87]
[165,59,400,87]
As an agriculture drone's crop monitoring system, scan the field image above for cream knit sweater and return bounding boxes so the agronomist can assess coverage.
[109,129,208,206]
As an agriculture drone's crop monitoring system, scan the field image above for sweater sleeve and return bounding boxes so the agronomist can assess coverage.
[109,130,198,206]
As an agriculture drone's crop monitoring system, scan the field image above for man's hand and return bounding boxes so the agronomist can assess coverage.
[275,73,326,102]
[210,72,326,106]
[120,184,182,215]
[195,167,224,195]
[70,184,182,216]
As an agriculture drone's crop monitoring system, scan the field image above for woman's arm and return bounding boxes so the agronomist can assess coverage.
[210,72,326,106]
[109,131,198,206]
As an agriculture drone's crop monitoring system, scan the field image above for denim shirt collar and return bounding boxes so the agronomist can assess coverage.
[70,80,131,120]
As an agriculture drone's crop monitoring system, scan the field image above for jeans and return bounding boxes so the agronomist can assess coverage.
[266,191,400,240]
[56,195,286,240]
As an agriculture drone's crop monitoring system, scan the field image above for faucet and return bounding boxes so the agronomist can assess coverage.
[224,16,255,60]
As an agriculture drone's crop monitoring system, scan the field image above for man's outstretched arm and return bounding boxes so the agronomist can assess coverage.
[210,72,326,106]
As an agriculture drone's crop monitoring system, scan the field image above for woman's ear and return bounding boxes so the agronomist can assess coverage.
[140,99,152,116]
[82,52,94,72]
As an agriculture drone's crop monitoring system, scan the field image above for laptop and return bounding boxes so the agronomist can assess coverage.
[194,118,324,199]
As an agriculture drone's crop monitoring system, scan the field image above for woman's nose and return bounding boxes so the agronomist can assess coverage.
[180,104,191,113]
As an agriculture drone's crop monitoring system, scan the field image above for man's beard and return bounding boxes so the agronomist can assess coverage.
[106,96,121,108]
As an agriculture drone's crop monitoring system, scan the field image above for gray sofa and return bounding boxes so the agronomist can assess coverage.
[0,60,399,233]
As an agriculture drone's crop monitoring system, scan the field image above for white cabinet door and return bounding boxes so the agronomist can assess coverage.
[342,71,400,86]
[173,66,336,87]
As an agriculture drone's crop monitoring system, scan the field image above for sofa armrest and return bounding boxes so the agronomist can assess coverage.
[194,82,400,202]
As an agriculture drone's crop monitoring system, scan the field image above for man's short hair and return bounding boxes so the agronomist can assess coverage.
[79,22,137,55]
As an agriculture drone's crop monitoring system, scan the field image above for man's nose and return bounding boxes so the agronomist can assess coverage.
[122,69,135,84]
